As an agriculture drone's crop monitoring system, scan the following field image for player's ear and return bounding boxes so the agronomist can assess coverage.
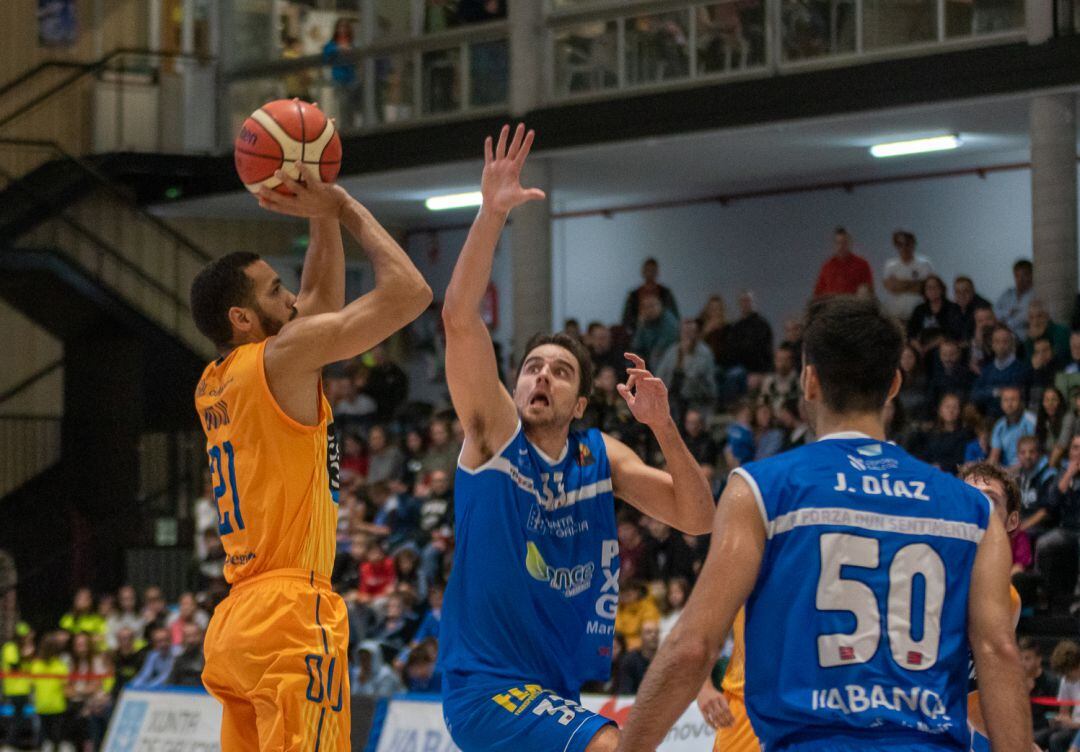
[1007,510,1020,534]
[886,369,902,402]
[573,395,588,420]
[801,364,817,402]
[228,306,254,338]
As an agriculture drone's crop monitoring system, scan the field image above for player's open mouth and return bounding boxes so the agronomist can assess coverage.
[529,394,550,407]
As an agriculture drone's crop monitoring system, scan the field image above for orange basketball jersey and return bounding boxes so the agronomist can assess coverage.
[721,608,746,697]
[194,339,339,584]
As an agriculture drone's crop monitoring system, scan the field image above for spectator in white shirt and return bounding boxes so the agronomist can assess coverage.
[881,230,935,323]
[995,258,1034,337]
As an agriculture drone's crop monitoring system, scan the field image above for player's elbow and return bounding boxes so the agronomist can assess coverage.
[665,631,712,670]
[441,296,478,333]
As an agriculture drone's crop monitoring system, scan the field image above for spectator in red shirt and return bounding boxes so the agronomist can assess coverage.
[812,227,874,298]
[359,540,397,603]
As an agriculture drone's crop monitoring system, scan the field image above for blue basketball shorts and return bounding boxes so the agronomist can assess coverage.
[443,676,614,752]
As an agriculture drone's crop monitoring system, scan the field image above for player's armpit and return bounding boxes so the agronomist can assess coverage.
[969,512,1033,751]
[617,475,765,752]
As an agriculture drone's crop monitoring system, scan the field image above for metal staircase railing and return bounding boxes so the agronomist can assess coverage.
[0,139,214,359]
[0,359,63,498]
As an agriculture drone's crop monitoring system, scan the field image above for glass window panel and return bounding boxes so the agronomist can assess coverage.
[422,47,462,114]
[228,62,365,137]
[862,0,936,50]
[424,0,458,33]
[696,1,767,74]
[375,54,415,124]
[625,11,691,85]
[375,0,412,39]
[469,39,509,108]
[227,0,276,68]
[553,21,618,95]
[944,0,1025,37]
[781,0,856,61]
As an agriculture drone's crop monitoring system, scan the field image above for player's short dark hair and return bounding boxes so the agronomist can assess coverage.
[958,461,1021,517]
[517,332,594,399]
[1051,640,1080,674]
[190,252,262,351]
[802,296,902,414]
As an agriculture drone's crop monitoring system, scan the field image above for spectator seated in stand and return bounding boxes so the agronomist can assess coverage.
[972,325,1032,418]
[724,400,755,469]
[617,621,660,695]
[631,292,680,368]
[614,580,660,652]
[989,386,1036,470]
[352,640,404,698]
[127,627,175,690]
[655,318,717,416]
[621,257,679,333]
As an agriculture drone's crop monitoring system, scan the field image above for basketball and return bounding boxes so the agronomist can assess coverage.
[234,98,342,194]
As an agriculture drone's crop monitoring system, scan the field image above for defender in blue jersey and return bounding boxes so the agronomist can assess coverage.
[438,124,715,752]
[620,296,1031,752]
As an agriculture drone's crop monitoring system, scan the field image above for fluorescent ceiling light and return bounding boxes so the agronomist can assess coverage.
[870,135,961,158]
[425,191,483,211]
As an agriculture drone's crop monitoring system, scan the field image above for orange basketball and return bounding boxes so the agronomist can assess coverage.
[234,99,342,194]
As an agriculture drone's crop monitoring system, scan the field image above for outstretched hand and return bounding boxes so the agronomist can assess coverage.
[257,162,349,218]
[481,123,546,216]
[617,353,672,429]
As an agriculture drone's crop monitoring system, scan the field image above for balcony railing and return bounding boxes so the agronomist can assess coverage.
[546,0,1028,100]
[221,0,1027,142]
[223,20,509,143]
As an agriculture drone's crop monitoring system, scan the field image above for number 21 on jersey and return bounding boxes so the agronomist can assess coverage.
[209,440,245,535]
[816,532,945,671]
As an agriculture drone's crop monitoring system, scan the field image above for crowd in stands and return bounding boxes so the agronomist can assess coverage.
[9,224,1080,748]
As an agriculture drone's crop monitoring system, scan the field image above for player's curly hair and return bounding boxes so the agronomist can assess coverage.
[190,251,262,351]
[958,461,1021,517]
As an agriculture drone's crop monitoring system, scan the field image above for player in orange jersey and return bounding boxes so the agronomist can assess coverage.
[958,461,1030,752]
[698,608,760,752]
[190,164,431,751]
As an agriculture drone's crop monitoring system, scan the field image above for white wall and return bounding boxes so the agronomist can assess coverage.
[553,168,1036,330]
[405,228,514,348]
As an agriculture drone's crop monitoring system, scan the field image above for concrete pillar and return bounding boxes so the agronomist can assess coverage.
[507,0,545,116]
[1030,94,1078,323]
[511,159,553,360]
[1025,0,1053,44]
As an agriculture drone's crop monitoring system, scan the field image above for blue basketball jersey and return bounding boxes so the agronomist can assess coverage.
[735,432,992,751]
[439,423,619,698]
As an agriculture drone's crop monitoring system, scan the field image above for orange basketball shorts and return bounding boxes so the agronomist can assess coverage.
[712,693,761,752]
[202,569,351,751]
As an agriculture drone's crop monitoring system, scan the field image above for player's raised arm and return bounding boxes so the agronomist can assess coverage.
[617,473,765,752]
[604,353,714,534]
[258,173,432,372]
[442,123,546,467]
[968,512,1033,750]
[259,165,348,317]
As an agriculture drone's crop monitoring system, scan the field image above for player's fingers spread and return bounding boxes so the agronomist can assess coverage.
[524,188,547,202]
[624,352,645,369]
[484,136,494,165]
[495,124,510,160]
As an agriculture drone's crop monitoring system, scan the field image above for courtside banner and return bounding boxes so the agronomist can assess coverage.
[372,694,711,752]
[102,688,223,752]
